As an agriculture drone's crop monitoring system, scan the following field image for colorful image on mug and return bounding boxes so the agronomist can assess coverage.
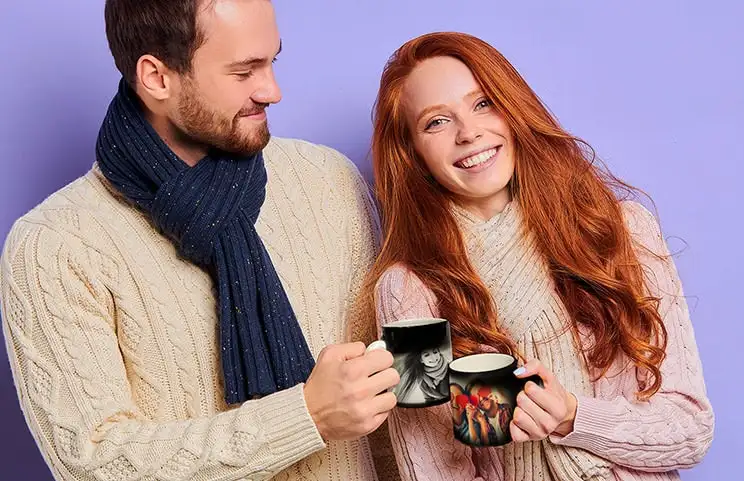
[450,381,513,446]
[393,342,453,405]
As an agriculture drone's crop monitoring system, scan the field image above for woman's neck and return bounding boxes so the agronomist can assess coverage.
[454,189,511,222]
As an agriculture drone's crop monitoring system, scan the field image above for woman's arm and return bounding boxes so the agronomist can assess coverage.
[550,202,714,472]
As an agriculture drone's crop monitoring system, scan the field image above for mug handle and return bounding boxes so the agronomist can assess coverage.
[365,340,395,394]
[366,340,387,353]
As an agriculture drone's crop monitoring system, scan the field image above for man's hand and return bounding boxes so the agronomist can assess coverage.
[304,342,399,441]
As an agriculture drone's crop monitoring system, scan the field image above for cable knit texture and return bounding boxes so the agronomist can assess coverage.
[0,137,386,481]
[374,201,713,481]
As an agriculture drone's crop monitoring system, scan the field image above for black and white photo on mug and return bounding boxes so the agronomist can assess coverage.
[392,333,453,405]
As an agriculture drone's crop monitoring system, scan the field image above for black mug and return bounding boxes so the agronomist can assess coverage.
[448,353,543,447]
[367,318,452,408]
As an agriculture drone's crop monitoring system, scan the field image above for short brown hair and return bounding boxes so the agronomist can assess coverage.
[104,0,208,85]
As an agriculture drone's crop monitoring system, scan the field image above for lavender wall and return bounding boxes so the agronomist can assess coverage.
[1,1,741,479]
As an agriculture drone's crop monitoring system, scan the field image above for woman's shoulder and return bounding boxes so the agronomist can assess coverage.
[619,200,666,253]
[620,200,658,232]
[375,263,440,321]
[376,263,432,296]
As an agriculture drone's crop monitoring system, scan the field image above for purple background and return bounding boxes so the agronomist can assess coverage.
[1,1,741,479]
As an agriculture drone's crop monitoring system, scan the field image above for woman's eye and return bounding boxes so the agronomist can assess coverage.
[475,99,492,110]
[425,118,447,130]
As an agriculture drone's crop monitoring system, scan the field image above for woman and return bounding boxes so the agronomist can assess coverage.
[363,32,713,480]
[396,346,450,403]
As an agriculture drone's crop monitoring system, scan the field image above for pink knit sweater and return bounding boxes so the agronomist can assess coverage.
[374,201,713,481]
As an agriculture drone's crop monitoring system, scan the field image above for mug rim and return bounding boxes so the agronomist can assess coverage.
[397,397,450,409]
[384,317,448,328]
[449,353,516,374]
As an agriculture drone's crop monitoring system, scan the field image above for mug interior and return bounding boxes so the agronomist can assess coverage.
[385,317,447,328]
[449,353,514,373]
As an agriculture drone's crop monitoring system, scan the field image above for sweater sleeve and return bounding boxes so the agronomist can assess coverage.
[375,266,488,481]
[0,222,325,481]
[318,146,404,481]
[321,145,381,347]
[550,201,714,471]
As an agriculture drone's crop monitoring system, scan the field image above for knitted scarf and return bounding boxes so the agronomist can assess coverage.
[422,352,448,388]
[95,79,315,404]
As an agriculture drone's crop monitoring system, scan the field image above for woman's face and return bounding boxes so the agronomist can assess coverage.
[402,56,515,219]
[450,385,466,420]
[421,347,442,367]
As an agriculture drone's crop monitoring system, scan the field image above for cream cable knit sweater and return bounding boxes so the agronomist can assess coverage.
[0,137,387,481]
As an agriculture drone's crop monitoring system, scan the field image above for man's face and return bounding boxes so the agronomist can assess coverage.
[169,0,281,155]
[479,392,499,413]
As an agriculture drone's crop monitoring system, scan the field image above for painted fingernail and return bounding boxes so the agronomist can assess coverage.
[513,367,526,376]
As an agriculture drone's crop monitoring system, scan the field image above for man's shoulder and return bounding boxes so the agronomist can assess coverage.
[264,136,363,182]
[2,170,108,256]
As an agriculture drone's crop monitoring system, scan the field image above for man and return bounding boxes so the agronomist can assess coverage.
[0,0,399,480]
[476,386,512,445]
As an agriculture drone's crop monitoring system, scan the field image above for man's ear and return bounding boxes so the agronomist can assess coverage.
[135,54,176,101]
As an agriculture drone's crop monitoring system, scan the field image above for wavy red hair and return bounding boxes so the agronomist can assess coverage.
[362,32,667,399]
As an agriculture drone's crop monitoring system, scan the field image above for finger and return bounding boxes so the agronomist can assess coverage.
[365,367,400,395]
[369,391,397,415]
[510,420,530,443]
[517,390,556,435]
[330,341,367,361]
[367,411,391,434]
[523,381,564,420]
[348,348,394,377]
[514,358,555,385]
[511,405,546,440]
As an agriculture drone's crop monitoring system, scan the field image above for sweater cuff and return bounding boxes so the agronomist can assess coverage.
[246,383,326,464]
[549,395,626,452]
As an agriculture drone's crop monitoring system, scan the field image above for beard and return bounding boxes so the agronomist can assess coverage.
[175,78,271,157]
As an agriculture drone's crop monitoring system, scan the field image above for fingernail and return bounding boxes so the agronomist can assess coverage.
[513,367,526,376]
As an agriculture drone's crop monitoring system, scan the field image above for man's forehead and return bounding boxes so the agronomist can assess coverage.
[209,0,240,23]
[198,0,242,30]
[195,0,278,60]
[198,0,273,32]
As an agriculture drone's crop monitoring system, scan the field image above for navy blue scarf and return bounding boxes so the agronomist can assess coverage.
[95,79,315,403]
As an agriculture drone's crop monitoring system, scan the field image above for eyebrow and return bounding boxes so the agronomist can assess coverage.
[226,40,282,69]
[415,89,484,125]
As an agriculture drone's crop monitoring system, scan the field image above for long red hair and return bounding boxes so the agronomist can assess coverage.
[362,32,667,399]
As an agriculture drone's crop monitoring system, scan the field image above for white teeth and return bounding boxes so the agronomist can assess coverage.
[460,148,498,168]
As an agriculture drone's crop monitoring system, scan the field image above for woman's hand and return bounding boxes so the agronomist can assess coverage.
[510,359,578,442]
[472,407,488,424]
[465,403,478,422]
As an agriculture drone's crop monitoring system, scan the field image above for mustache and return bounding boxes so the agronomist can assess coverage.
[238,103,270,117]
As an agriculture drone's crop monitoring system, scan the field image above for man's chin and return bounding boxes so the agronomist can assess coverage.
[224,131,271,157]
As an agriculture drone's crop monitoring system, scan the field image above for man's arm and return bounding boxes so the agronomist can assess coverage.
[1,221,326,481]
[317,146,381,345]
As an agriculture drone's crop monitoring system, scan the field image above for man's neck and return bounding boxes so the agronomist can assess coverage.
[145,111,206,167]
